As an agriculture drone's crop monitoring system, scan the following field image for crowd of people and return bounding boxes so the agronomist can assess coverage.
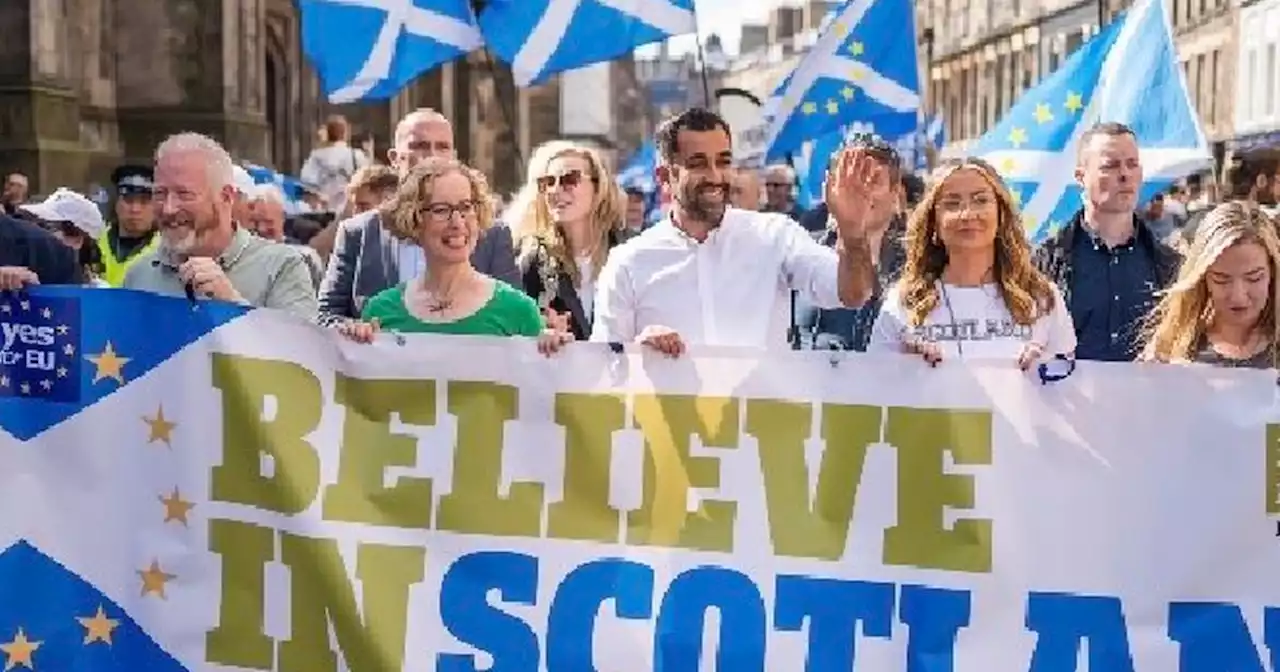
[1,104,1280,373]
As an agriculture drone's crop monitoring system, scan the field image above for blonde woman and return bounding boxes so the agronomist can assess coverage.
[868,157,1075,368]
[338,158,569,353]
[1140,201,1280,368]
[512,141,625,340]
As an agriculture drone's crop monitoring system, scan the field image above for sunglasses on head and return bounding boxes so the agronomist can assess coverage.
[841,132,900,164]
[537,170,588,192]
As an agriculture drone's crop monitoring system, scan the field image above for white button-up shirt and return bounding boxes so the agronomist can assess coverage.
[590,208,845,349]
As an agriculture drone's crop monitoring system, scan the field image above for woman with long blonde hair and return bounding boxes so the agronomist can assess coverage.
[512,140,625,340]
[1140,201,1280,368]
[868,157,1075,368]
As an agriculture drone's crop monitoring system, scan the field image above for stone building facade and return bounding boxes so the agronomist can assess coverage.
[0,0,646,197]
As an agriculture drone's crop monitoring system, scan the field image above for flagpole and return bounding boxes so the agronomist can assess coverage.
[482,49,528,178]
[689,14,713,106]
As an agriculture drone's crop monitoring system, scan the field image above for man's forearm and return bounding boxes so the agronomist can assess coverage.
[835,236,877,308]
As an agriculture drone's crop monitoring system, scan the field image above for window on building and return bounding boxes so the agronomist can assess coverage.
[1267,43,1277,117]
[1172,0,1182,28]
[1247,48,1258,122]
[994,57,1005,116]
[1209,49,1218,126]
[1195,54,1206,126]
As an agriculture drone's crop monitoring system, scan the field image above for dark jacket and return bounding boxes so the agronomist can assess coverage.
[0,215,83,285]
[517,229,623,341]
[317,211,520,326]
[1032,209,1181,308]
[794,212,907,351]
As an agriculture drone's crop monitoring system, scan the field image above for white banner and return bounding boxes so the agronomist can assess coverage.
[4,292,1280,671]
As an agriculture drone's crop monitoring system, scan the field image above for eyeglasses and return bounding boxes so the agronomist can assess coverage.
[536,170,591,192]
[419,200,477,222]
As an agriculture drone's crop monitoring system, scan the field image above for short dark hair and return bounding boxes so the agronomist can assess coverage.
[828,132,902,180]
[1223,157,1264,200]
[1077,121,1136,159]
[655,108,731,165]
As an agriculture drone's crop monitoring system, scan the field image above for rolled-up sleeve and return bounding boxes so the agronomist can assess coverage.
[779,219,843,309]
[589,252,637,343]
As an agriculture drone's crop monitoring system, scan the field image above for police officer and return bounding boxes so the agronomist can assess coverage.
[98,164,159,287]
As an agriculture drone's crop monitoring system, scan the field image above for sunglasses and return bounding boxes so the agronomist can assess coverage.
[537,170,590,192]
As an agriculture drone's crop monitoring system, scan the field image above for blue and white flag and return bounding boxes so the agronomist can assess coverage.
[480,0,696,87]
[972,0,1210,242]
[300,0,484,103]
[761,0,921,162]
[616,141,658,193]
[4,287,1280,669]
[793,115,942,209]
[241,163,311,215]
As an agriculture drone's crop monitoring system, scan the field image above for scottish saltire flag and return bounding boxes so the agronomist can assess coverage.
[300,0,484,103]
[617,140,658,193]
[972,0,1210,242]
[241,162,310,214]
[761,0,921,162]
[479,0,696,87]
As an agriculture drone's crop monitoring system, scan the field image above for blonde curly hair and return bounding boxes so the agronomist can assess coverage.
[379,158,495,245]
[1139,201,1280,364]
[896,157,1058,327]
[512,141,623,286]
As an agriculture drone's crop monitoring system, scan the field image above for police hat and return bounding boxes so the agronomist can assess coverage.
[111,164,154,197]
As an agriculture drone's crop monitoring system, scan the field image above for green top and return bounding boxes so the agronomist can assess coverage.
[361,280,543,337]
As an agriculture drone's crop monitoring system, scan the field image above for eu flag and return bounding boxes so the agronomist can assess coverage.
[0,288,248,442]
[971,0,1211,242]
[761,0,921,162]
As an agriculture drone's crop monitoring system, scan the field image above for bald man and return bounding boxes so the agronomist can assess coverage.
[762,164,807,224]
[316,108,520,326]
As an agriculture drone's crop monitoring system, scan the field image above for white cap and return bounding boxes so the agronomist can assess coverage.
[232,165,256,196]
[20,188,106,240]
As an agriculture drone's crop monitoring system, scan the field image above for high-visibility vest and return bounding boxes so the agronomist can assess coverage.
[97,232,159,287]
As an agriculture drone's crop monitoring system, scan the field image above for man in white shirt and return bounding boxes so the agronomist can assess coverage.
[591,107,882,353]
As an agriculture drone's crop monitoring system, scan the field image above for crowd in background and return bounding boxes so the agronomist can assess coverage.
[1,105,1280,375]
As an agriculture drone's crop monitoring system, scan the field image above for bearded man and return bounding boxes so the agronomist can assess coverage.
[590,107,881,353]
[123,133,318,319]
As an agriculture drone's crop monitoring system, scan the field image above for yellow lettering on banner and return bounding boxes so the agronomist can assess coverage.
[882,406,993,573]
[627,394,738,552]
[210,354,323,514]
[323,376,436,529]
[1268,423,1280,515]
[205,519,275,670]
[276,533,425,672]
[547,392,626,543]
[437,381,544,537]
[748,400,880,560]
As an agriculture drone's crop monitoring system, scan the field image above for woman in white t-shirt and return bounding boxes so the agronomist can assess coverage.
[868,157,1075,368]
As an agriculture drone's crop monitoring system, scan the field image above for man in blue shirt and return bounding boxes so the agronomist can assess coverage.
[0,213,84,289]
[1033,122,1181,361]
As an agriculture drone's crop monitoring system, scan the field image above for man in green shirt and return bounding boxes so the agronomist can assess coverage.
[123,133,317,321]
